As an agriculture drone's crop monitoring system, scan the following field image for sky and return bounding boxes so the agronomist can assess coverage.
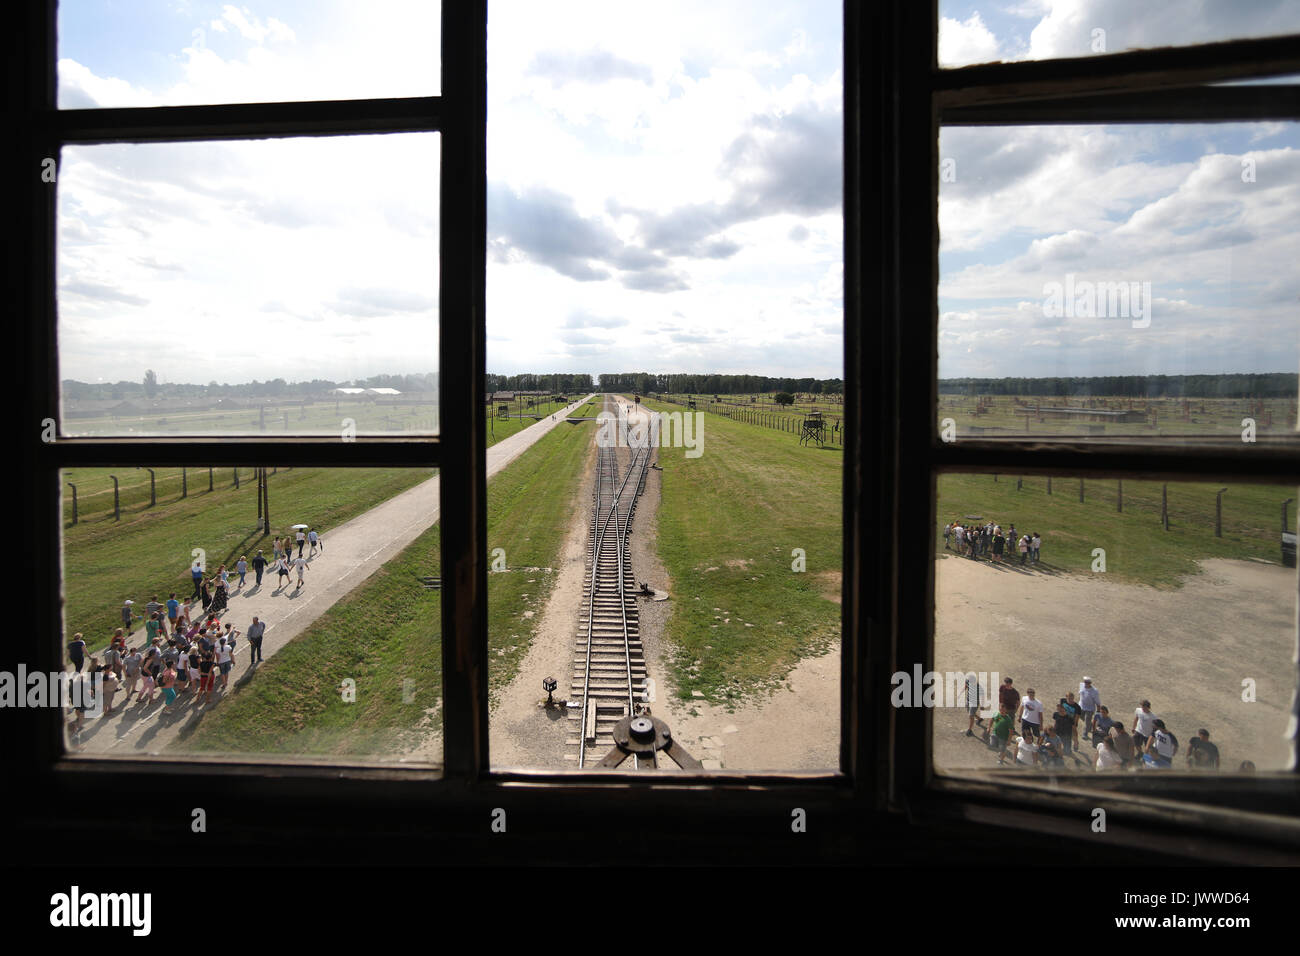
[54,1,1298,386]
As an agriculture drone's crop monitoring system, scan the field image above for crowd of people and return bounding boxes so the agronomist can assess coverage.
[961,674,1248,773]
[944,519,1041,565]
[63,526,323,738]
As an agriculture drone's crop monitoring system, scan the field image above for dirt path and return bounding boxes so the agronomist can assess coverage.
[932,553,1296,772]
[73,396,595,757]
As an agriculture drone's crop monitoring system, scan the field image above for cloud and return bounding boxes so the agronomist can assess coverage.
[526,50,653,85]
[331,287,436,318]
[60,278,149,307]
[939,13,1001,67]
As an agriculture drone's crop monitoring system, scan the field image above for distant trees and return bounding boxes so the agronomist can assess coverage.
[937,373,1296,399]
[143,369,158,398]
[774,392,795,406]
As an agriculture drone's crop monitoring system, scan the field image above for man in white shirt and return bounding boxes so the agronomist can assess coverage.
[293,555,308,588]
[1143,719,1178,768]
[1133,700,1157,752]
[1013,735,1038,766]
[1078,677,1101,739]
[1017,688,1044,742]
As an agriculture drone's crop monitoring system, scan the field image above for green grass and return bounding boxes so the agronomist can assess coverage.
[640,397,842,708]
[937,474,1299,588]
[180,524,443,757]
[486,417,597,703]
[62,467,435,651]
[484,397,593,447]
[181,417,597,757]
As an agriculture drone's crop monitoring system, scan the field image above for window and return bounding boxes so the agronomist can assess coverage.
[12,1,1300,866]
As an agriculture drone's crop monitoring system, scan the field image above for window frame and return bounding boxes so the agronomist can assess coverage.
[10,0,1300,864]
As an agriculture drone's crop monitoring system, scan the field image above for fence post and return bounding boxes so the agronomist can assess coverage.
[233,467,239,490]
[1161,484,1169,530]
[1117,479,1122,513]
[1078,478,1084,503]
[110,474,120,521]
[1047,476,1052,495]
[182,467,187,498]
[208,468,213,492]
[67,482,77,525]
[1215,488,1227,538]
[1017,477,1022,491]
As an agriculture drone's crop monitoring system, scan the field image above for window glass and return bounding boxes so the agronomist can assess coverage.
[486,0,843,771]
[939,1,1300,68]
[58,0,440,107]
[931,473,1297,773]
[939,123,1300,443]
[60,466,441,765]
[58,134,440,437]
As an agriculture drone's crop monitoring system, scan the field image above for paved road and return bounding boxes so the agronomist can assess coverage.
[74,395,596,756]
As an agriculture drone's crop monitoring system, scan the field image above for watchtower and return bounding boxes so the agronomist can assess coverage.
[799,409,827,447]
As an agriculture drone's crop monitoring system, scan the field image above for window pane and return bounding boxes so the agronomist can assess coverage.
[57,134,439,437]
[931,473,1298,773]
[939,1,1300,68]
[486,0,843,771]
[60,466,441,766]
[939,123,1300,443]
[58,0,439,107]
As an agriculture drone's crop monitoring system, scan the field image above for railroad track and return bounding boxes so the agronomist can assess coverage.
[568,397,652,768]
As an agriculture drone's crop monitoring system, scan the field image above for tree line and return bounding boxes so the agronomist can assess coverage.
[596,372,844,395]
[484,373,596,393]
[938,373,1297,398]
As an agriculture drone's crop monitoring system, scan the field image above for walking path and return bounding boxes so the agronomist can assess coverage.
[74,395,596,756]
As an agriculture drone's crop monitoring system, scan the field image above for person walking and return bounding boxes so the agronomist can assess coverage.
[215,638,234,689]
[293,553,308,589]
[120,599,136,635]
[122,648,143,699]
[275,555,292,590]
[1031,532,1042,563]
[1078,677,1101,740]
[1018,534,1030,565]
[1132,700,1157,753]
[251,550,267,587]
[102,641,122,682]
[159,663,179,714]
[190,561,204,601]
[197,651,216,705]
[247,617,266,664]
[960,672,985,737]
[99,662,119,716]
[308,527,320,556]
[199,577,213,613]
[166,593,180,632]
[295,528,306,559]
[1016,688,1044,743]
[235,555,248,589]
[66,633,87,674]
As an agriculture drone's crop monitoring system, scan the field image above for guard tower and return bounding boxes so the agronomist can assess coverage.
[497,403,510,418]
[799,409,827,447]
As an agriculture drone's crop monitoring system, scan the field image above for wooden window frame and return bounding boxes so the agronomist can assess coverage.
[9,1,1300,864]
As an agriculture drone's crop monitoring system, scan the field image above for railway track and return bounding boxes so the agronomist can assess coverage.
[568,397,652,768]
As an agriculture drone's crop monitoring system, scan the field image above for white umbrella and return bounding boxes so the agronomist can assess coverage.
[290,523,309,529]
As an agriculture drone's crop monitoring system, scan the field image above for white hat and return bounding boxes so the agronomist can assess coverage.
[123,599,134,605]
[1082,676,1092,682]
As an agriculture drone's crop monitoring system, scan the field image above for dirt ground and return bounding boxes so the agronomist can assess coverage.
[932,551,1297,773]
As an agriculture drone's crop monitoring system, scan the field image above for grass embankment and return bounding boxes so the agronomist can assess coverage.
[640,397,841,708]
[485,397,595,446]
[181,417,595,757]
[62,467,435,649]
[937,474,1299,588]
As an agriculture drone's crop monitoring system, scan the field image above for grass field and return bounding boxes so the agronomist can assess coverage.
[62,467,435,650]
[938,393,1296,439]
[180,417,597,757]
[640,397,842,708]
[938,473,1299,588]
[63,397,442,437]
